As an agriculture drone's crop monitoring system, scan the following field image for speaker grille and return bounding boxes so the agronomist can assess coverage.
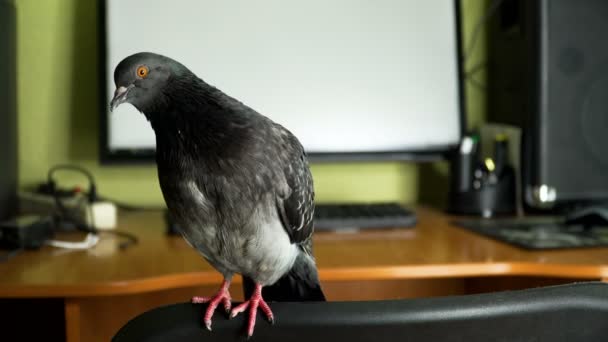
[488,0,608,208]
[539,0,608,202]
[581,73,608,168]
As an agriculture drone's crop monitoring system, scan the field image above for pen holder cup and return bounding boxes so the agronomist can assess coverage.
[447,153,516,217]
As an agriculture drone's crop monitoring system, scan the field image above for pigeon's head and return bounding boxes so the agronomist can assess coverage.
[110,52,188,113]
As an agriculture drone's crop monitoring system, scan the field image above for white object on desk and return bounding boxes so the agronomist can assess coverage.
[87,201,117,230]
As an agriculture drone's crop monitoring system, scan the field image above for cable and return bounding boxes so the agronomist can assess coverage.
[46,164,139,250]
[461,0,506,92]
[102,230,139,250]
[462,0,505,64]
[47,165,96,227]
[466,75,487,91]
[46,233,100,250]
[464,62,488,78]
[47,164,97,202]
[82,198,138,249]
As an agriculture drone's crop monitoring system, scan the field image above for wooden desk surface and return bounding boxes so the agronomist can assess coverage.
[2,206,608,298]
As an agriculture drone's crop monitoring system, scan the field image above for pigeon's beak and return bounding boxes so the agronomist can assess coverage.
[110,85,134,111]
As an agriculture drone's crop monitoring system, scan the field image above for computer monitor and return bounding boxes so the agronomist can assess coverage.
[100,0,465,163]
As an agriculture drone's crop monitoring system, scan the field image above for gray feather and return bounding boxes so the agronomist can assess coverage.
[112,52,324,299]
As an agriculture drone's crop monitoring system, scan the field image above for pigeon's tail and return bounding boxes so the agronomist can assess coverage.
[243,250,326,302]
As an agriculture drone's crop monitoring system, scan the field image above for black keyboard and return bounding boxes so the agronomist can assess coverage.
[455,218,608,250]
[313,202,416,231]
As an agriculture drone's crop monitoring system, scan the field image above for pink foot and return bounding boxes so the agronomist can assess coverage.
[230,283,274,338]
[192,279,232,331]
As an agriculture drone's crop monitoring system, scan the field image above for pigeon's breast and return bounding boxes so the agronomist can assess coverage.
[166,179,297,284]
[238,205,299,285]
[163,180,229,273]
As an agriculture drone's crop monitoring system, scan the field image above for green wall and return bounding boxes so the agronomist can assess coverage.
[16,0,488,207]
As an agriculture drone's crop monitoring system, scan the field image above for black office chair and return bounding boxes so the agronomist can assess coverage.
[114,282,608,341]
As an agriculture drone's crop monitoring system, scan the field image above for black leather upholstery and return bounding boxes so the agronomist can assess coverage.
[114,282,608,341]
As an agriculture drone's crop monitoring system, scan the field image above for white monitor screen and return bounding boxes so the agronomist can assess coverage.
[104,0,462,159]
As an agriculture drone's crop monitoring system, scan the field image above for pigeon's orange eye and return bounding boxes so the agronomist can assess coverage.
[136,65,149,78]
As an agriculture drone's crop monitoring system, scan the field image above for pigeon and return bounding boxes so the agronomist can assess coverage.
[110,52,325,337]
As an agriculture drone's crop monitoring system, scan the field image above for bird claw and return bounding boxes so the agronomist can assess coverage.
[191,296,211,304]
[222,297,232,314]
[192,280,232,330]
[230,286,274,338]
[229,301,248,319]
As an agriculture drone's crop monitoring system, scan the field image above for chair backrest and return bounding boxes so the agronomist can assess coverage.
[113,282,608,342]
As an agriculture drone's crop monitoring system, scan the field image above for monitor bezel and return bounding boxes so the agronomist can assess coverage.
[98,0,466,165]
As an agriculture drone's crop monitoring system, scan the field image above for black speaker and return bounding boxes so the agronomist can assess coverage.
[0,0,17,220]
[488,0,608,211]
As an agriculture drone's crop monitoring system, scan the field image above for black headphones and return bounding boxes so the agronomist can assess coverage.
[44,164,137,249]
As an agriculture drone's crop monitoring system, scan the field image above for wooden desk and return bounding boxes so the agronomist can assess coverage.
[1,207,607,341]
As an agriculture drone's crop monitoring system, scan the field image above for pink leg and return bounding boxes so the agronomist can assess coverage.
[192,279,232,331]
[230,283,274,338]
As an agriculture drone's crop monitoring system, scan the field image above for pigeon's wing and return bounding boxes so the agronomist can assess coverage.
[275,133,315,248]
